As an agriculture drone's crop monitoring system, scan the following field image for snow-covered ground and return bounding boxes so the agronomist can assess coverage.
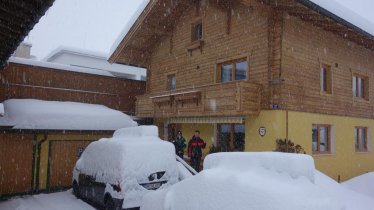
[342,172,374,199]
[1,153,374,210]
[0,190,94,210]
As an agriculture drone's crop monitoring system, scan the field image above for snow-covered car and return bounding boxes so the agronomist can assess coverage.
[141,152,344,210]
[72,126,179,210]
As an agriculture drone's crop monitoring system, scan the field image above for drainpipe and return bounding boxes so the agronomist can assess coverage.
[35,132,48,193]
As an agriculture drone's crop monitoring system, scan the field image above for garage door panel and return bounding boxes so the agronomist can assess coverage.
[48,140,93,189]
[0,134,33,196]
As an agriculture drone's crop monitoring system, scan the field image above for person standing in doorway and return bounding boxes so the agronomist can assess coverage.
[173,131,186,159]
[188,130,206,172]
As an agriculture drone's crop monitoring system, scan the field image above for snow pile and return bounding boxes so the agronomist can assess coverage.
[77,126,178,208]
[142,152,342,210]
[342,172,374,199]
[0,190,95,210]
[314,171,374,210]
[204,152,315,183]
[0,99,137,130]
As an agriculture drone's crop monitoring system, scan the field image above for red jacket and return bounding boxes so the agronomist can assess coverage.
[188,136,206,157]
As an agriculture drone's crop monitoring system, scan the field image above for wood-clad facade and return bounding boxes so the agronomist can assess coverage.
[0,62,146,114]
[0,62,146,199]
[111,0,374,181]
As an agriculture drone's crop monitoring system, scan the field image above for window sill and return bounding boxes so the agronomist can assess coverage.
[355,150,370,154]
[353,97,370,103]
[216,79,248,84]
[186,40,204,51]
[320,91,333,97]
[312,152,335,157]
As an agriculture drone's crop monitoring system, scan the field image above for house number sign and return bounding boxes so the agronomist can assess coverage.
[259,127,266,137]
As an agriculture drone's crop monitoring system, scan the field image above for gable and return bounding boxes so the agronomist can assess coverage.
[109,0,374,67]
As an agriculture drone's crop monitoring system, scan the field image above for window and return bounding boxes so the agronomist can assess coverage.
[167,74,176,91]
[191,20,203,42]
[217,59,248,83]
[355,127,368,152]
[353,75,368,100]
[320,64,332,94]
[217,124,245,152]
[312,124,331,153]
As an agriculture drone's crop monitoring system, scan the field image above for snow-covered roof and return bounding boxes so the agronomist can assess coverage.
[108,0,150,60]
[306,0,374,38]
[8,57,115,78]
[0,99,137,130]
[40,46,146,80]
[43,46,108,62]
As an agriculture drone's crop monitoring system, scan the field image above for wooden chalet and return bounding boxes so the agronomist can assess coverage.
[110,0,374,182]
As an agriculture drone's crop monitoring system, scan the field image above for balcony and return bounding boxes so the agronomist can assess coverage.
[135,81,262,118]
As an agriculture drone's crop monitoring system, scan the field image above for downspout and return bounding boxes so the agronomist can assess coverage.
[35,132,48,193]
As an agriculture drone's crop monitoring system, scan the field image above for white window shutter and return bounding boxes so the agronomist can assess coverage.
[368,128,371,152]
[330,126,335,154]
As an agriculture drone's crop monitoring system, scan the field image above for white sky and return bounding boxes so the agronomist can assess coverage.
[25,0,374,60]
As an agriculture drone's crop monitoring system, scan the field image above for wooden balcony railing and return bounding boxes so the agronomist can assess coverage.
[135,81,262,118]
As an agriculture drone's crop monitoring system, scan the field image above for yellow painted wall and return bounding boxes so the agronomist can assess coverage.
[246,110,287,151]
[35,133,110,190]
[287,111,374,182]
[246,110,374,182]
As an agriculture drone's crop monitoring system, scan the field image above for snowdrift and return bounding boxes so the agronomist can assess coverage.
[142,152,344,210]
[342,172,374,199]
[204,152,315,183]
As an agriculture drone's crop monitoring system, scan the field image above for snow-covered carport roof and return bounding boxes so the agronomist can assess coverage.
[108,0,374,68]
[0,0,55,68]
[0,99,137,131]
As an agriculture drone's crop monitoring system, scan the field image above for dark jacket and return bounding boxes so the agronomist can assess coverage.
[173,135,186,154]
[188,136,206,157]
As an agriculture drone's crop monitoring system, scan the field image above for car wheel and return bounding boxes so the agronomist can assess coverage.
[104,197,115,210]
[72,182,80,199]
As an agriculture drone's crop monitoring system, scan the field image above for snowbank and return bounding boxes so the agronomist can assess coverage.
[77,126,178,208]
[0,99,137,130]
[314,170,374,210]
[342,172,374,199]
[204,152,315,183]
[0,190,94,210]
[141,152,342,210]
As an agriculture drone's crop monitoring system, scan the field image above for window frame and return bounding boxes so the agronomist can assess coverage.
[352,73,369,100]
[217,123,245,152]
[216,58,248,83]
[191,19,203,42]
[166,74,176,91]
[354,126,368,152]
[312,124,331,154]
[320,64,332,95]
